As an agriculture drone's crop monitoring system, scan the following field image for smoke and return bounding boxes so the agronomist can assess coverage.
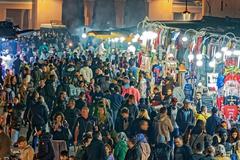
[124,0,147,27]
[62,0,84,31]
[92,0,116,29]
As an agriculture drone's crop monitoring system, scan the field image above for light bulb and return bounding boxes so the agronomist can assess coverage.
[188,54,194,61]
[182,36,188,42]
[127,45,136,53]
[82,33,87,39]
[196,54,203,60]
[215,52,222,59]
[196,60,203,67]
[209,60,216,68]
[221,47,228,52]
[120,37,125,42]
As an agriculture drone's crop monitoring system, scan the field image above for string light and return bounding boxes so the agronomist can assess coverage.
[196,60,203,67]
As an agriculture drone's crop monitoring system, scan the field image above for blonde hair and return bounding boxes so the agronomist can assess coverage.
[137,109,150,120]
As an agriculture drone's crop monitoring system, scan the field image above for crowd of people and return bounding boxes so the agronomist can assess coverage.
[0,30,239,160]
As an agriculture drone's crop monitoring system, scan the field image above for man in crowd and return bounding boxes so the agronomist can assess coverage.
[176,99,195,135]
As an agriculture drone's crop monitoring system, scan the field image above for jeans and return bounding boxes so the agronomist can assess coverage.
[11,129,20,145]
[169,128,179,148]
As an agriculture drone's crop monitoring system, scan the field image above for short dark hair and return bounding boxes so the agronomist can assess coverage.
[159,106,167,114]
[60,150,68,157]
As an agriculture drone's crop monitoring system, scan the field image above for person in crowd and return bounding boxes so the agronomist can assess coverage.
[95,104,114,136]
[122,94,139,120]
[76,92,87,111]
[52,91,68,118]
[0,125,11,159]
[114,132,128,160]
[176,99,195,135]
[30,96,49,133]
[189,120,206,153]
[135,133,151,160]
[218,129,232,157]
[45,74,56,111]
[108,86,124,122]
[150,87,162,107]
[174,136,193,160]
[84,131,107,160]
[75,132,92,159]
[150,135,172,160]
[17,136,34,160]
[195,105,210,124]
[10,97,25,145]
[167,97,180,146]
[201,88,213,111]
[192,143,205,160]
[60,150,69,160]
[51,112,71,144]
[105,143,114,160]
[194,92,202,113]
[130,109,152,137]
[115,107,134,135]
[154,106,173,144]
[80,61,93,84]
[206,107,222,136]
[25,90,39,142]
[64,99,79,137]
[35,130,55,160]
[122,77,141,103]
[74,106,95,145]
[125,137,142,160]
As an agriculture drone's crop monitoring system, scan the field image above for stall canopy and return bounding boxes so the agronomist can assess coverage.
[87,16,240,37]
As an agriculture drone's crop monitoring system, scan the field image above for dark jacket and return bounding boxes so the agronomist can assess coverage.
[205,114,222,136]
[115,116,134,135]
[37,86,47,98]
[176,107,195,133]
[45,80,56,99]
[36,133,55,160]
[124,144,142,160]
[64,107,79,132]
[174,145,193,160]
[32,66,42,85]
[122,104,139,120]
[52,99,67,118]
[75,116,95,142]
[0,132,11,159]
[76,99,87,111]
[10,103,25,130]
[84,138,107,160]
[192,153,205,160]
[51,121,70,141]
[30,102,49,127]
[108,93,124,111]
[150,143,172,160]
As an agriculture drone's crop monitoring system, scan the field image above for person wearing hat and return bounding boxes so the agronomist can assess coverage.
[17,136,34,160]
[176,99,195,135]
